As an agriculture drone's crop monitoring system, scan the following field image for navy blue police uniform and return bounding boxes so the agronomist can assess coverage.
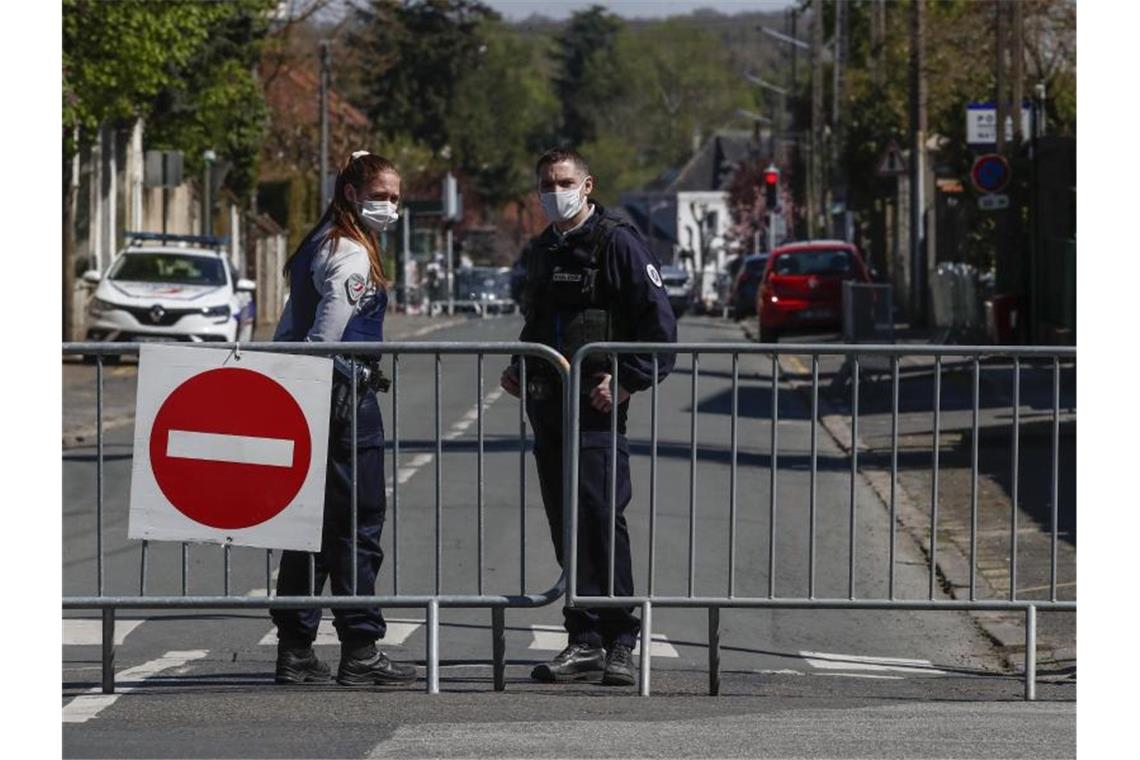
[518,201,677,652]
[269,226,392,662]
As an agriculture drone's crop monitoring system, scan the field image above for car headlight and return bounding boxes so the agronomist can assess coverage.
[87,297,118,317]
[202,304,232,321]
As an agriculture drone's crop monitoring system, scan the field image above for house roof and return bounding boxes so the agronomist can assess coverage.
[651,131,760,193]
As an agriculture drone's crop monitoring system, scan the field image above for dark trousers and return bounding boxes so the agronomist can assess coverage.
[271,394,387,648]
[529,397,639,649]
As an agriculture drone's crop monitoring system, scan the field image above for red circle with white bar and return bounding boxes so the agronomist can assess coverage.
[149,367,313,529]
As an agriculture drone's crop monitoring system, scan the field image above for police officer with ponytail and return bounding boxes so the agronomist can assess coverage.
[501,148,677,686]
[269,151,416,687]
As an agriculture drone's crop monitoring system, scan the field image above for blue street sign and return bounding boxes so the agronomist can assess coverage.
[970,154,1011,194]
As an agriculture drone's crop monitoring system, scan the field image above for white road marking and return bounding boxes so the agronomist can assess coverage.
[63,619,144,646]
[405,317,467,338]
[528,624,679,658]
[800,651,945,675]
[813,672,905,681]
[166,430,293,467]
[62,649,208,724]
[259,618,422,647]
[387,388,505,496]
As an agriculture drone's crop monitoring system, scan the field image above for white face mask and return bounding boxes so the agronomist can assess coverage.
[357,200,399,232]
[539,180,587,223]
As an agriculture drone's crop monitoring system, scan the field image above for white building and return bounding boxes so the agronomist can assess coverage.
[621,131,761,307]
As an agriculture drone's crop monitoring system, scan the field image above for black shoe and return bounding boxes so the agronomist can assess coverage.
[530,643,607,683]
[275,648,331,684]
[602,643,636,686]
[337,645,417,686]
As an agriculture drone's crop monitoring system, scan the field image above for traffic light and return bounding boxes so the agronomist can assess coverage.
[763,164,780,210]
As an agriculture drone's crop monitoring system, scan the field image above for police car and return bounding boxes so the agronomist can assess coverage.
[83,232,256,355]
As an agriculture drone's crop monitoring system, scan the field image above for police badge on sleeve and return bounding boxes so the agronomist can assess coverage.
[646,264,663,288]
[346,273,367,303]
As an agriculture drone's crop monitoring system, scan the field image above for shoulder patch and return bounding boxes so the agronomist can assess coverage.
[345,273,367,303]
[646,264,663,288]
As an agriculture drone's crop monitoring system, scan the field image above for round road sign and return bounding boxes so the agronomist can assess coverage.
[149,367,313,530]
[970,154,1011,194]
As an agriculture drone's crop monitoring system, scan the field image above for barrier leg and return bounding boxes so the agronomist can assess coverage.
[708,607,720,696]
[640,601,652,697]
[101,608,115,694]
[426,600,439,695]
[492,607,506,692]
[1025,605,1037,702]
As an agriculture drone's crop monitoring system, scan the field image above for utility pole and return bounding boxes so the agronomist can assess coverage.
[1012,0,1024,143]
[909,0,926,325]
[831,0,848,239]
[995,1,1006,153]
[810,0,822,238]
[319,40,331,210]
[202,149,216,237]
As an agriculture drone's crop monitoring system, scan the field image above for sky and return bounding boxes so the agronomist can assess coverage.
[483,0,796,21]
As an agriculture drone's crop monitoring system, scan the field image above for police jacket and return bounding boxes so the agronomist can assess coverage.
[273,223,387,444]
[518,202,677,393]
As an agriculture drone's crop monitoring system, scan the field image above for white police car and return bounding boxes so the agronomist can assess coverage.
[83,233,255,354]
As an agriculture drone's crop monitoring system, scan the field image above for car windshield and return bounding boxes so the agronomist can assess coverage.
[109,252,227,286]
[773,250,854,276]
[745,257,769,275]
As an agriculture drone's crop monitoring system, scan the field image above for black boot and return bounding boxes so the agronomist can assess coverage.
[530,643,607,683]
[601,643,636,686]
[337,642,417,686]
[275,646,331,684]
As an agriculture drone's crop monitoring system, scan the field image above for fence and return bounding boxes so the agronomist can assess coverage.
[64,340,1077,700]
[569,342,1076,699]
[930,263,983,342]
[62,340,571,695]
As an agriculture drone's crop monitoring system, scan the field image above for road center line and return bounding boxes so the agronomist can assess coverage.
[63,649,208,724]
[391,388,505,491]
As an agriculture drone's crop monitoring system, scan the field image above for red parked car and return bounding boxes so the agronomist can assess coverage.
[756,240,872,343]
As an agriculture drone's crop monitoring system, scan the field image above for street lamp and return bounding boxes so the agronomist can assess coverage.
[202,149,217,237]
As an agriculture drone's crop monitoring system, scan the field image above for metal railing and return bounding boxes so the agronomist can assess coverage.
[568,341,1076,699]
[62,341,570,695]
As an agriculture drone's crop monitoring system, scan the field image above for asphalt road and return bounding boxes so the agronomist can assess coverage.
[62,313,1075,758]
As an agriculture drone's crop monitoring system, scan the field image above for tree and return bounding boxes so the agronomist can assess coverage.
[448,24,560,212]
[553,5,623,146]
[145,1,275,200]
[347,0,500,153]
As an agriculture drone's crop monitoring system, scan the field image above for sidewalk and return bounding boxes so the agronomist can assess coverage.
[741,320,1076,674]
[61,312,472,448]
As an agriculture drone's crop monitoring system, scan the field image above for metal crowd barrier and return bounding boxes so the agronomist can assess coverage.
[568,342,1077,699]
[62,341,571,695]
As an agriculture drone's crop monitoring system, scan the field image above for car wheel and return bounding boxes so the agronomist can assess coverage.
[759,322,779,344]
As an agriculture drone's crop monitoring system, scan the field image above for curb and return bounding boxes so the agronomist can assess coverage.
[739,321,1067,671]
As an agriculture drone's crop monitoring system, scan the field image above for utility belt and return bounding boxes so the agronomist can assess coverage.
[332,356,390,425]
[522,354,614,404]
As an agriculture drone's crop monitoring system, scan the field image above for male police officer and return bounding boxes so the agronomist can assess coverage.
[501,148,677,686]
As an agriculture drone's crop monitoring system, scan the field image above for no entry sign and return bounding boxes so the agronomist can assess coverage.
[129,345,332,551]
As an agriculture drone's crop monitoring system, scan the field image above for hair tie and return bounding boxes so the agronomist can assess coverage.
[351,150,370,159]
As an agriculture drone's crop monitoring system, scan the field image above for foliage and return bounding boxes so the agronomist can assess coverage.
[348,0,500,153]
[553,5,623,147]
[448,24,561,210]
[62,0,275,200]
[580,19,754,172]
[145,1,276,199]
[62,0,226,148]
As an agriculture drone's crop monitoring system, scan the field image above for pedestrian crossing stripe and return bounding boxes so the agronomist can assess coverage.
[799,651,944,675]
[257,618,422,647]
[527,624,680,658]
[63,619,144,646]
